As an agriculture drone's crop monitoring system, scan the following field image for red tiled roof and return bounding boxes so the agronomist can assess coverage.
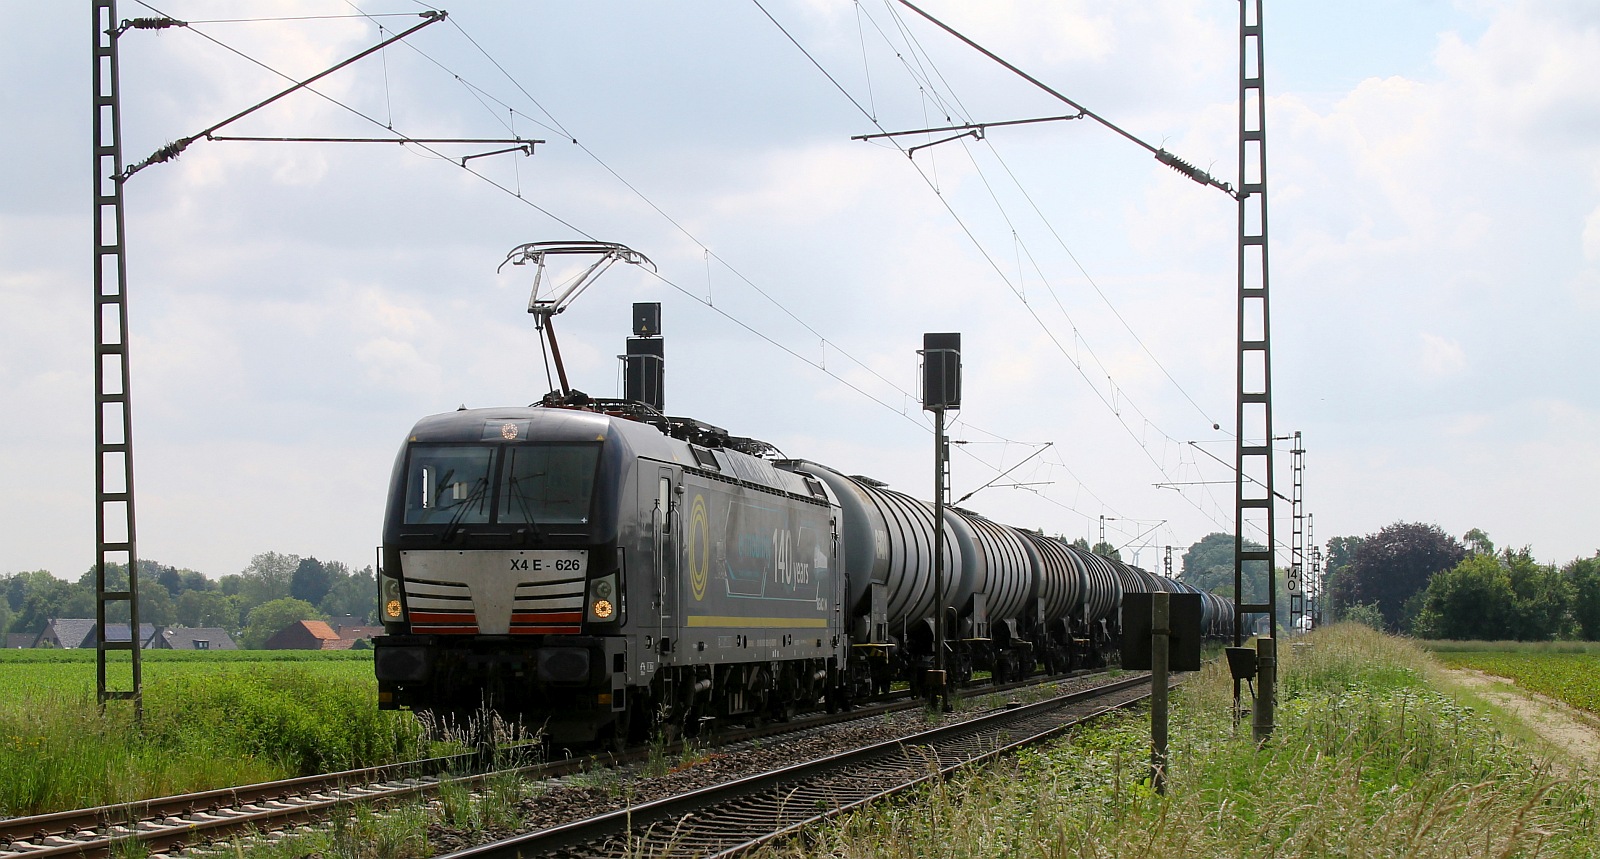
[299,620,340,640]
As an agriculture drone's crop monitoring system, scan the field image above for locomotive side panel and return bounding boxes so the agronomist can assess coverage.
[671,469,843,664]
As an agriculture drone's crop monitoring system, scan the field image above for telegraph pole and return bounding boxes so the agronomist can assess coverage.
[84,6,501,711]
[1289,431,1305,632]
[1233,0,1278,743]
[92,0,142,716]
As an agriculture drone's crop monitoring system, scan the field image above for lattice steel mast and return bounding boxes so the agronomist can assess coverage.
[92,0,142,714]
[1288,431,1305,631]
[1233,0,1278,741]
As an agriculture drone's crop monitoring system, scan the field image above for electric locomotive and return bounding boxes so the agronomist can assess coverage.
[373,402,848,745]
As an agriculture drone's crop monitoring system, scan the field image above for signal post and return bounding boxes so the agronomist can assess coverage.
[920,333,961,713]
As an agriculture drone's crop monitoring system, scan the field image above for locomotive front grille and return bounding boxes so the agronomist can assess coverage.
[401,549,589,635]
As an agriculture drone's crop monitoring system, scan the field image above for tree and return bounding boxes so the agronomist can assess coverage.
[1342,602,1386,631]
[1565,553,1600,641]
[1323,534,1365,619]
[1067,537,1090,551]
[1463,528,1495,557]
[240,598,322,649]
[1503,548,1572,641]
[13,578,94,634]
[1340,522,1464,633]
[1178,532,1267,598]
[136,585,177,627]
[234,552,300,616]
[1090,542,1122,561]
[176,590,240,630]
[0,599,13,635]
[1413,555,1516,640]
[290,557,332,605]
[1415,548,1573,641]
[318,565,377,623]
[3,570,62,616]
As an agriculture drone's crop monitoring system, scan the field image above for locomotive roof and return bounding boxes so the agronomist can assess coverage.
[404,406,828,503]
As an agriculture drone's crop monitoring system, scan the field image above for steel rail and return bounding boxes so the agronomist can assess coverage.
[435,673,1163,859]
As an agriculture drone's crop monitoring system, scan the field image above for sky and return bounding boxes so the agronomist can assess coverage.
[1,0,1596,585]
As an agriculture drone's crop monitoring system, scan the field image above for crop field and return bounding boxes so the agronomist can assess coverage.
[0,650,436,818]
[1432,649,1600,716]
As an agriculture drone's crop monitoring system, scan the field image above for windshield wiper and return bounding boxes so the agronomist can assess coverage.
[441,477,489,543]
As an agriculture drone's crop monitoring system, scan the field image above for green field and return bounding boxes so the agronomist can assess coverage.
[0,650,435,818]
[1433,650,1600,715]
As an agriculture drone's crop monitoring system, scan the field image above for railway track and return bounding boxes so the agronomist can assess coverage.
[0,671,1110,859]
[435,672,1167,859]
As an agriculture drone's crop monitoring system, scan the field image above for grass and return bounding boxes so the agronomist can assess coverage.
[227,804,434,859]
[0,650,436,818]
[760,624,1600,858]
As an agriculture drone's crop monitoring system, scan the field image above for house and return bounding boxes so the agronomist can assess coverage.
[35,618,98,649]
[5,632,37,649]
[82,623,159,648]
[152,627,237,651]
[335,625,383,642]
[265,620,355,650]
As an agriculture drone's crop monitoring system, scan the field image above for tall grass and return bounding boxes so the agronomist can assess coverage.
[0,653,434,818]
[772,624,1600,858]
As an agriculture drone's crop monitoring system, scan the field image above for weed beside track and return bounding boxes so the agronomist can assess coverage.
[769,625,1600,859]
[0,651,435,817]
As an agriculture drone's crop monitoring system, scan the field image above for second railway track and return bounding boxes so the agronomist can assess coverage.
[438,672,1169,859]
[0,671,1122,859]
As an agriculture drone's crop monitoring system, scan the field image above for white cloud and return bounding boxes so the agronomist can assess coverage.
[1419,333,1468,377]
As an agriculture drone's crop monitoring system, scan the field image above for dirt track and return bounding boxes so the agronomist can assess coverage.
[1443,668,1600,774]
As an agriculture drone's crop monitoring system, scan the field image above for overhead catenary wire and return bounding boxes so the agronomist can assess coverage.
[764,0,1247,536]
[119,7,449,181]
[180,3,1067,505]
[856,0,1235,507]
[129,0,590,233]
[129,3,1200,540]
[890,0,1237,199]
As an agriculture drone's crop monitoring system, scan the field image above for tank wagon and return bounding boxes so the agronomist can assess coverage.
[372,307,1234,746]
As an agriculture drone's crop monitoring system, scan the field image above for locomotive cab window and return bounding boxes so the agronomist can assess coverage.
[498,443,600,524]
[402,442,599,527]
[404,445,493,525]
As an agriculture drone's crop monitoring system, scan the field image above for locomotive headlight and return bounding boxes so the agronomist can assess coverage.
[381,575,405,622]
[586,573,620,623]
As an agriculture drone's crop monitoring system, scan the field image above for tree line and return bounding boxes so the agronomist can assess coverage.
[0,552,379,649]
[1175,523,1600,641]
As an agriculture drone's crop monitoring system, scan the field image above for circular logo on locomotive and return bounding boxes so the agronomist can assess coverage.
[500,422,519,440]
[688,494,710,601]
